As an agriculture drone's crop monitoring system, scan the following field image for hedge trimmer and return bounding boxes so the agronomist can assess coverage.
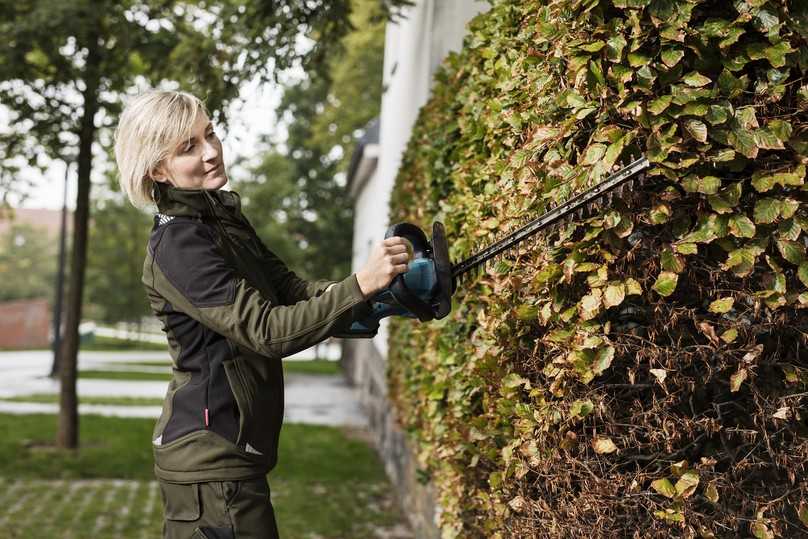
[342,156,651,337]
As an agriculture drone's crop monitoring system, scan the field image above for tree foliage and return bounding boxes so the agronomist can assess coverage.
[238,0,387,281]
[389,0,808,537]
[85,192,152,325]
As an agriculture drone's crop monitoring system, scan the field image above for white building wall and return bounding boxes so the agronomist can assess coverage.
[351,0,489,357]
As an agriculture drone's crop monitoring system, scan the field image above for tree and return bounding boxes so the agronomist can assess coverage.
[239,0,387,281]
[0,0,248,449]
[0,0,413,450]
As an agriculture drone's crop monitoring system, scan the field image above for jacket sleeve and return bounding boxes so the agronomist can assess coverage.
[253,243,336,305]
[149,221,366,359]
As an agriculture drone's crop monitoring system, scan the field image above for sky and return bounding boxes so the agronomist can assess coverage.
[12,76,284,210]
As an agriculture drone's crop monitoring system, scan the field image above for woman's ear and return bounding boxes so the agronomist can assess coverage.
[151,163,170,184]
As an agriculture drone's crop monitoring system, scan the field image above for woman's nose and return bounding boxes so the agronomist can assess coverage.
[202,140,219,161]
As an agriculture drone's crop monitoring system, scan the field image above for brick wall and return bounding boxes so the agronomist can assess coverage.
[0,298,50,349]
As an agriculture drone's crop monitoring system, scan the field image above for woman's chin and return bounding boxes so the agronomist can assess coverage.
[205,175,228,190]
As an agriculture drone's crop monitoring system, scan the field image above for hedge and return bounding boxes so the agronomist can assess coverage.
[388,1,808,537]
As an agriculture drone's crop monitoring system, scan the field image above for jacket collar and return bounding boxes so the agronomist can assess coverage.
[154,182,243,220]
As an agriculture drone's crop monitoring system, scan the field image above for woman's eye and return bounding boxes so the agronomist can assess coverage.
[183,144,194,153]
[206,130,216,139]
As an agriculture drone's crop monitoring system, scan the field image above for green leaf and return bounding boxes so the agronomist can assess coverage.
[721,328,738,343]
[604,283,626,308]
[660,48,684,68]
[654,508,685,523]
[730,368,747,392]
[570,399,594,418]
[582,143,607,165]
[625,278,642,295]
[798,263,808,287]
[627,51,651,67]
[736,106,759,129]
[674,471,700,499]
[781,198,799,219]
[764,41,794,68]
[579,291,602,321]
[719,27,745,48]
[768,119,793,142]
[516,304,539,320]
[706,104,730,125]
[502,373,530,389]
[683,118,708,142]
[709,297,734,313]
[683,71,712,87]
[649,203,672,224]
[754,198,782,224]
[681,174,720,194]
[651,478,676,498]
[728,126,758,158]
[647,95,673,115]
[661,248,685,273]
[799,502,808,528]
[675,243,698,255]
[751,172,776,192]
[606,35,627,62]
[776,239,805,265]
[754,128,786,150]
[580,40,606,53]
[718,69,745,97]
[699,18,731,38]
[705,482,720,503]
[752,521,774,539]
[723,246,763,276]
[752,165,805,192]
[592,346,615,375]
[708,193,734,214]
[653,271,679,297]
[603,136,628,169]
[729,214,756,238]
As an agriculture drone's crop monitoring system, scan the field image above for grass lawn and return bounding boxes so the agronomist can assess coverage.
[0,394,165,406]
[78,369,171,381]
[78,359,341,382]
[283,358,341,376]
[0,414,407,538]
[79,335,167,351]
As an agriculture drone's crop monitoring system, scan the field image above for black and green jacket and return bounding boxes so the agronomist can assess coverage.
[143,183,368,483]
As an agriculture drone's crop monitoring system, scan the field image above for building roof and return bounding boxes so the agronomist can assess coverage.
[346,118,380,198]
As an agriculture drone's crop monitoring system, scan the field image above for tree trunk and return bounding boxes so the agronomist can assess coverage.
[57,31,101,450]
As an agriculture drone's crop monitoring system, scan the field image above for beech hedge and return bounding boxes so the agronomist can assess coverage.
[388,0,808,537]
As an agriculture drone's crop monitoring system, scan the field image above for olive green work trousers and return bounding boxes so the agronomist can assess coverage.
[159,477,279,539]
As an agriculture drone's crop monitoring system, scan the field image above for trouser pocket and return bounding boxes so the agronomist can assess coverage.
[160,482,200,522]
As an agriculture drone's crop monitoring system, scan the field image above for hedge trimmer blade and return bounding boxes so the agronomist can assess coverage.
[451,156,651,284]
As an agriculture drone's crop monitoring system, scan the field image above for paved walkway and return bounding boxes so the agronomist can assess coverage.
[0,349,368,427]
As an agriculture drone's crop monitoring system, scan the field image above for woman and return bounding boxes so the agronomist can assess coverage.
[114,90,409,539]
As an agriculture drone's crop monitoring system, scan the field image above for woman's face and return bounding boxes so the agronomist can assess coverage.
[156,111,228,190]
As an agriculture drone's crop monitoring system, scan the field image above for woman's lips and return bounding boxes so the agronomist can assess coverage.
[205,164,222,176]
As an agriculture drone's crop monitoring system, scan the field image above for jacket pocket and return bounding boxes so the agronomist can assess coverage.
[223,358,252,448]
[224,357,281,457]
[160,482,200,521]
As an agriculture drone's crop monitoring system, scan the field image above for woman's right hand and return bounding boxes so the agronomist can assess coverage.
[355,237,412,299]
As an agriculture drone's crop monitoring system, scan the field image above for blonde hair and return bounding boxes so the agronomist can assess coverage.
[114,90,207,208]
